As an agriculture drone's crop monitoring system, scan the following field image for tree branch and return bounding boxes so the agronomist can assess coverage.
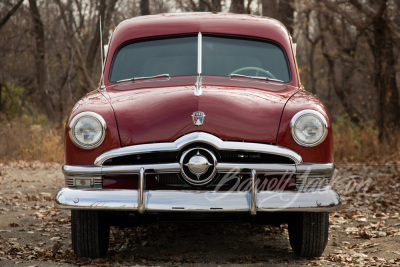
[0,0,24,30]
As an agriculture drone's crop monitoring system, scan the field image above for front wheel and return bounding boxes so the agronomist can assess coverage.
[288,212,329,257]
[71,210,110,258]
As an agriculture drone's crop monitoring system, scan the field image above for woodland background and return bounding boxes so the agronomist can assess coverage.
[0,0,400,163]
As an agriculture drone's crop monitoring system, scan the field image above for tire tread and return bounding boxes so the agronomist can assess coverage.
[71,210,109,258]
[288,212,329,257]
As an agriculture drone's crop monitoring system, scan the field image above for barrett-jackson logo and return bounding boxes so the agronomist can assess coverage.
[192,111,205,126]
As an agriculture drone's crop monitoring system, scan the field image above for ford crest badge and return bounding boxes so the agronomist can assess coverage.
[192,111,205,126]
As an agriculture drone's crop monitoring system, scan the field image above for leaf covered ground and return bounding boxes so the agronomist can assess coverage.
[0,161,399,266]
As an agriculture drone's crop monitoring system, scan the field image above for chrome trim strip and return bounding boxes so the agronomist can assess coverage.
[63,165,102,176]
[197,32,202,74]
[194,32,202,96]
[62,163,334,180]
[101,163,181,174]
[54,188,341,212]
[296,163,334,175]
[216,163,296,173]
[250,170,257,215]
[296,163,334,188]
[138,168,145,214]
[94,132,303,165]
[61,163,333,179]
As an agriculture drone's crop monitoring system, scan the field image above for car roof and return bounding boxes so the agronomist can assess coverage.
[103,13,298,87]
[108,13,290,48]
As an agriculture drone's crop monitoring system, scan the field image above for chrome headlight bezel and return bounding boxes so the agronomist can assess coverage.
[290,110,328,147]
[68,112,107,149]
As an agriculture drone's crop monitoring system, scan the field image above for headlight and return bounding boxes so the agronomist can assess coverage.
[69,112,106,149]
[290,110,328,147]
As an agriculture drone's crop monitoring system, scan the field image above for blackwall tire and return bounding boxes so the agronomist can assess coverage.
[288,212,329,257]
[71,210,110,258]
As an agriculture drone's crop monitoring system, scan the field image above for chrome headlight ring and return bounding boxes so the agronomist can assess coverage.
[68,112,107,149]
[290,110,328,147]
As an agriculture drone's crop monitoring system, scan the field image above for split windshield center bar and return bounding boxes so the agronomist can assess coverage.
[195,32,202,96]
[198,32,202,74]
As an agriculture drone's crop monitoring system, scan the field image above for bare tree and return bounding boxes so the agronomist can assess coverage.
[86,0,118,79]
[28,0,57,121]
[0,0,24,30]
[261,0,294,34]
[320,0,400,141]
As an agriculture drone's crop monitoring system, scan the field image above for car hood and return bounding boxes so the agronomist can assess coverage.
[104,76,298,146]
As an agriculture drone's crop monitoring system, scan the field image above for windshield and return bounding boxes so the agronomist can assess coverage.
[109,34,291,83]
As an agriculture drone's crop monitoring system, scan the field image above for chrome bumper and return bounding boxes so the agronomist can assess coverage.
[56,132,341,213]
[55,187,341,212]
[56,163,341,213]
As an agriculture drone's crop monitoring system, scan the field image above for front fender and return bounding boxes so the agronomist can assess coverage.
[276,90,333,163]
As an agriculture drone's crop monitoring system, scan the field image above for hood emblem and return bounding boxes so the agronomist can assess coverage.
[192,111,205,126]
[180,147,217,186]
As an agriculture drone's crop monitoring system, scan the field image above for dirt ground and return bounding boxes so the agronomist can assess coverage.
[0,161,399,266]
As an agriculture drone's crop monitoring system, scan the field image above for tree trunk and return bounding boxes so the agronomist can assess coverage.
[261,0,294,34]
[230,0,244,13]
[279,0,294,34]
[371,16,400,141]
[262,0,278,18]
[0,82,2,112]
[28,0,56,122]
[140,0,150,15]
[211,0,222,12]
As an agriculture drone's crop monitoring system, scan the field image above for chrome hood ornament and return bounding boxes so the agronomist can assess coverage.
[192,111,205,126]
[194,75,202,96]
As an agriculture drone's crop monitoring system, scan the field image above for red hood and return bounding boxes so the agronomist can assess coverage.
[104,76,298,146]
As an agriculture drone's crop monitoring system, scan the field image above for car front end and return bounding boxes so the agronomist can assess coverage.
[55,13,341,258]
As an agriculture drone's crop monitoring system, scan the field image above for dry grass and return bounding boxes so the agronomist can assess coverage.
[333,115,400,163]
[0,116,63,163]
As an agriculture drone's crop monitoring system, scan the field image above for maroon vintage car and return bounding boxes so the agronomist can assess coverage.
[55,13,341,258]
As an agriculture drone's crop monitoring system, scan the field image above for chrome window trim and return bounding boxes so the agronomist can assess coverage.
[68,111,107,150]
[94,132,303,165]
[290,109,328,147]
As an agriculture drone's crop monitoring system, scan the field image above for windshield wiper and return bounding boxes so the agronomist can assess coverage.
[230,74,284,83]
[116,74,170,83]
